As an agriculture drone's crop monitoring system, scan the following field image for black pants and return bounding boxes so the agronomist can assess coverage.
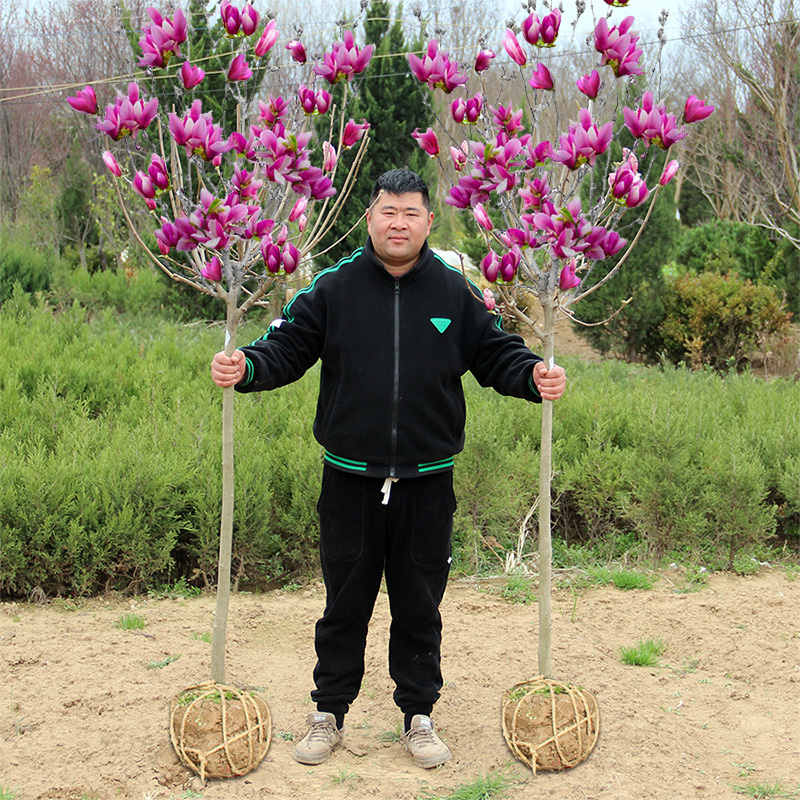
[311,465,455,718]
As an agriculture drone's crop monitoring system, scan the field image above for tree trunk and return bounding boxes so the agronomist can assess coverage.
[210,291,242,685]
[537,298,556,678]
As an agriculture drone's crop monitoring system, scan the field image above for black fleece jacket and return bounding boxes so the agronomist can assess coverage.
[236,238,543,478]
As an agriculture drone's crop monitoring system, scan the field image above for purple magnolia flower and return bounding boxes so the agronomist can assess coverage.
[524,140,554,168]
[201,255,223,282]
[623,92,685,150]
[67,86,97,115]
[220,0,241,35]
[341,119,370,149]
[500,247,521,282]
[286,40,307,64]
[258,95,289,130]
[412,127,440,157]
[603,0,632,5]
[577,70,601,99]
[298,85,332,115]
[559,259,581,290]
[608,150,649,207]
[502,29,527,67]
[95,82,158,140]
[684,95,715,123]
[493,104,524,135]
[451,93,483,124]
[594,16,643,77]
[261,240,282,273]
[179,61,205,89]
[519,175,552,211]
[138,7,187,69]
[408,39,468,93]
[241,4,260,36]
[660,159,680,185]
[314,30,374,85]
[553,108,613,169]
[255,19,279,56]
[281,242,300,274]
[522,9,561,47]
[227,53,252,82]
[102,150,122,176]
[475,49,495,72]
[529,63,554,91]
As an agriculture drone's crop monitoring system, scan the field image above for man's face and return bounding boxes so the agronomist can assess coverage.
[366,191,434,275]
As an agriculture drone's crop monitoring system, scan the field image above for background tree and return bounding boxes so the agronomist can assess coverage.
[320,1,431,263]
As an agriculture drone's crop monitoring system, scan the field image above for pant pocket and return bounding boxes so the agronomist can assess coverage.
[411,472,455,569]
[318,466,365,562]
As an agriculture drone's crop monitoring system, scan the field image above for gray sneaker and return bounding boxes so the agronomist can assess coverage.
[403,714,452,768]
[293,711,343,765]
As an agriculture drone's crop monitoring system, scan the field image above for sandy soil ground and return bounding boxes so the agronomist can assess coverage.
[2,568,798,800]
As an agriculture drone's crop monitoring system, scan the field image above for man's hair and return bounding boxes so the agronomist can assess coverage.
[369,169,430,211]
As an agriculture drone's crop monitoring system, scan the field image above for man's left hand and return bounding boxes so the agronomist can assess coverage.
[532,361,566,401]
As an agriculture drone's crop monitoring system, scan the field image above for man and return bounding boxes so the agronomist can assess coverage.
[211,169,566,769]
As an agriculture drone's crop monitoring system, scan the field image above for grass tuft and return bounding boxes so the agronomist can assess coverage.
[116,613,146,630]
[619,638,665,667]
[731,779,798,799]
[420,767,516,800]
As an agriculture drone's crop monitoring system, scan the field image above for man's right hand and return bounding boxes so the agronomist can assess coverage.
[211,349,246,387]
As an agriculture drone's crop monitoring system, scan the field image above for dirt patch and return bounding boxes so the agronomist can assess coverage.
[2,570,798,799]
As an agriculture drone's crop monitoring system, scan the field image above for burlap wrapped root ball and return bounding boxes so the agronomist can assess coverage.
[170,682,271,782]
[502,676,599,774]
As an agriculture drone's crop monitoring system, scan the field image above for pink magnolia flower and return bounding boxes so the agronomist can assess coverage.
[608,155,650,208]
[660,159,680,185]
[481,250,501,282]
[475,49,495,72]
[553,108,613,169]
[179,62,205,89]
[323,141,338,171]
[623,92,685,150]
[559,259,581,291]
[341,119,370,149]
[138,7,187,69]
[281,242,300,274]
[529,63,554,91]
[102,150,122,177]
[286,40,307,64]
[577,69,601,99]
[241,4,260,36]
[502,29,527,67]
[67,85,97,115]
[493,104,524,135]
[408,40,467,93]
[95,82,158,140]
[227,54,252,82]
[298,85,332,115]
[525,140,554,168]
[450,143,468,171]
[684,95,715,123]
[258,95,289,131]
[412,127,440,157]
[473,203,493,231]
[201,255,223,282]
[169,99,230,162]
[604,0,632,5]
[255,19,279,56]
[315,29,374,85]
[483,288,496,311]
[289,196,308,222]
[594,16,643,77]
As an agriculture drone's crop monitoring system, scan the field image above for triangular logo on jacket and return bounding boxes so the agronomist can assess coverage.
[430,317,451,334]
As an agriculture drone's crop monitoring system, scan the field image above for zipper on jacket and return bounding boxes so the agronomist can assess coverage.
[390,280,400,476]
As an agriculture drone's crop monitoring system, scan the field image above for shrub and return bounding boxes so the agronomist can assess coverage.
[660,272,791,371]
[0,237,54,304]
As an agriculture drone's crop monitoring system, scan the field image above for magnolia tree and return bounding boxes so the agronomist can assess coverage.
[68,2,374,684]
[406,0,713,677]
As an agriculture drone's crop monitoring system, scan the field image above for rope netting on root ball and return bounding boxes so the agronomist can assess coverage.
[170,682,271,783]
[501,676,599,775]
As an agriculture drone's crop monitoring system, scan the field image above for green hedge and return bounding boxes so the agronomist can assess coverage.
[1,292,797,598]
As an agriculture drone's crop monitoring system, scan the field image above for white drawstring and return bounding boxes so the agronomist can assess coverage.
[380,477,398,505]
